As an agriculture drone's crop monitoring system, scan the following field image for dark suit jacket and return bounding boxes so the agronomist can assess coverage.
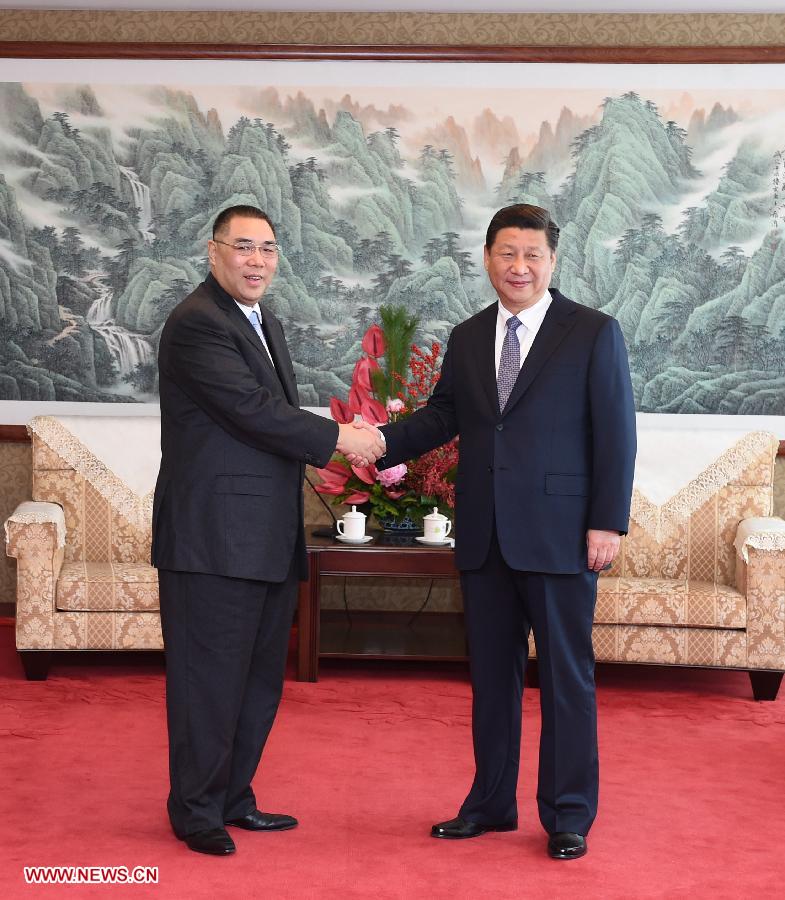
[152,272,338,583]
[381,288,637,574]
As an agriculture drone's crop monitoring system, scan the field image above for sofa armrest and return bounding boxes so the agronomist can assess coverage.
[5,501,66,651]
[734,516,785,563]
[735,517,785,671]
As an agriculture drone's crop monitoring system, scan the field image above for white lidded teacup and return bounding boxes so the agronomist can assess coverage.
[336,505,366,540]
[423,507,452,543]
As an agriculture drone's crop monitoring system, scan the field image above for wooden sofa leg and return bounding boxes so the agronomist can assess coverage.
[748,670,784,701]
[19,651,52,681]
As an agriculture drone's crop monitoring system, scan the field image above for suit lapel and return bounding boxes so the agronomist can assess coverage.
[260,311,299,406]
[206,274,295,403]
[501,290,577,416]
[473,303,502,416]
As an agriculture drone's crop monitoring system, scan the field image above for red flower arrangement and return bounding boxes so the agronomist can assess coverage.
[314,306,458,528]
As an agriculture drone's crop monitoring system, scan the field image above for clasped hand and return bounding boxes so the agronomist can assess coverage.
[336,420,385,468]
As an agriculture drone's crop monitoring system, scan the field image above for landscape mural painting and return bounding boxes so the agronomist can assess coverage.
[0,58,784,416]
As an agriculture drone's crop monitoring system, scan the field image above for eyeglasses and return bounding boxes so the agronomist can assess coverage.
[214,239,280,258]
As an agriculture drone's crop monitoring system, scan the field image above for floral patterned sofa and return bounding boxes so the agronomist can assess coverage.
[5,415,785,699]
[589,427,785,700]
[6,416,161,680]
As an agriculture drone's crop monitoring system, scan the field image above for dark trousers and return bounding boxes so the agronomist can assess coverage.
[458,531,599,835]
[158,565,298,838]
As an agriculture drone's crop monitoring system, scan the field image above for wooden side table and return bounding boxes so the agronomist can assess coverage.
[296,526,463,681]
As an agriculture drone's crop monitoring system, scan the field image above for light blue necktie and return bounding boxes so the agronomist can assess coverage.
[497,315,522,412]
[249,309,273,361]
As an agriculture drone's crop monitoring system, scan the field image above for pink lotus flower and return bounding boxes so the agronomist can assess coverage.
[376,463,407,488]
[386,397,405,413]
[361,323,385,357]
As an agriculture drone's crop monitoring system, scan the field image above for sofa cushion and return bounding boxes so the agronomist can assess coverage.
[592,623,747,668]
[596,578,746,629]
[53,611,163,650]
[56,562,159,612]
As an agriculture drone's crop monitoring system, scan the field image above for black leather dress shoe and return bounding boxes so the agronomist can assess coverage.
[184,828,236,856]
[431,816,518,839]
[547,832,587,860]
[225,810,298,831]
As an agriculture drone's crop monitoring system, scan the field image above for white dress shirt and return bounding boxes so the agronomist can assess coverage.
[494,291,552,376]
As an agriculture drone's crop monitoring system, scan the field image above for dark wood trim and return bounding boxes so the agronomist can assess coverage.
[297,551,322,682]
[319,610,468,663]
[1,42,785,63]
[0,425,29,443]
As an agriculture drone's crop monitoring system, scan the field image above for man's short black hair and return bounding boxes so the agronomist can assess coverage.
[212,205,276,239]
[485,204,559,253]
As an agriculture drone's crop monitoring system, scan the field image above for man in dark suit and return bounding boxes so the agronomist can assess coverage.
[152,204,384,855]
[378,204,636,860]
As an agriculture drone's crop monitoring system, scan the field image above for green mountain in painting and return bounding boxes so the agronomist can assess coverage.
[0,79,781,413]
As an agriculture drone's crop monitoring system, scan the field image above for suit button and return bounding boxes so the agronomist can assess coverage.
[496,424,504,431]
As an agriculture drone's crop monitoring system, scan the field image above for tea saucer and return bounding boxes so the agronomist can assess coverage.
[415,536,454,547]
[335,534,373,544]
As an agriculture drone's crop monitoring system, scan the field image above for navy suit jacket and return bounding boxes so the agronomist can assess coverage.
[380,289,637,574]
[152,273,338,583]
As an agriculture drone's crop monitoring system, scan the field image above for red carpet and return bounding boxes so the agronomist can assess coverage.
[1,621,784,899]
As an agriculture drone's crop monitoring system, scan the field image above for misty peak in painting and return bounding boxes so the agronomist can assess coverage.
[0,63,783,414]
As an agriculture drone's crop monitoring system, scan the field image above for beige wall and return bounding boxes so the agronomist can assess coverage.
[2,9,785,602]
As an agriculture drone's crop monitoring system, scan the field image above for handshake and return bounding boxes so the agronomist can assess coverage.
[336,420,386,468]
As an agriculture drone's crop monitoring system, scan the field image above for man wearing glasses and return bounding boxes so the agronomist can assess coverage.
[153,205,384,855]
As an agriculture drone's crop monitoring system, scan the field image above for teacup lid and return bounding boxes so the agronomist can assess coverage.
[424,507,447,521]
[343,505,366,519]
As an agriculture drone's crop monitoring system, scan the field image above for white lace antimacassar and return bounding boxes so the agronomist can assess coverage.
[738,531,785,558]
[629,430,777,543]
[28,416,153,531]
[4,501,67,548]
[734,516,785,563]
